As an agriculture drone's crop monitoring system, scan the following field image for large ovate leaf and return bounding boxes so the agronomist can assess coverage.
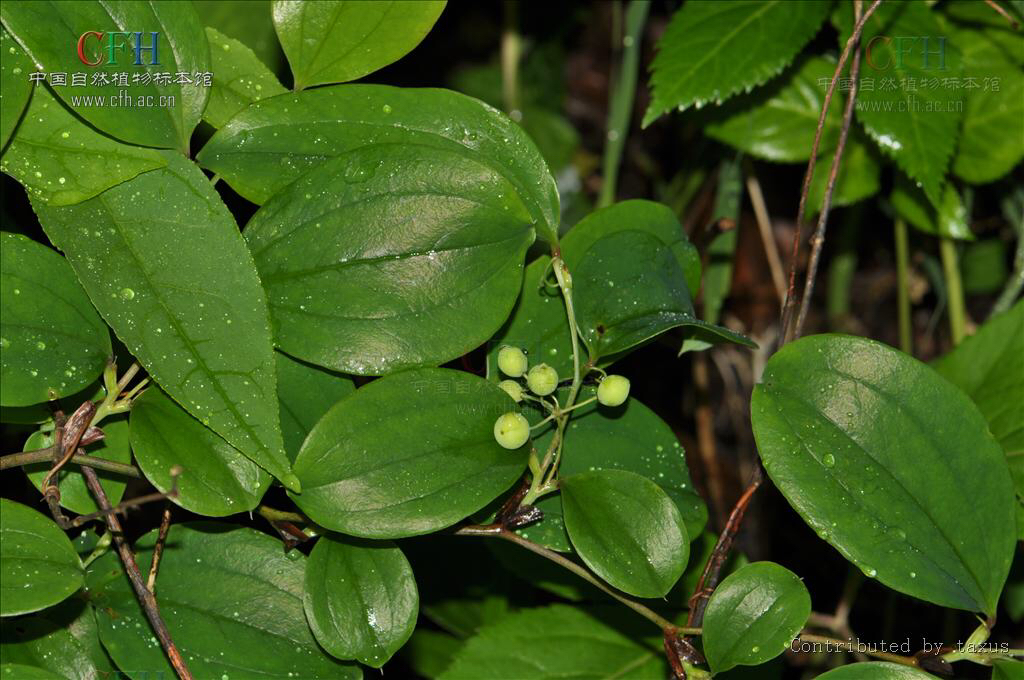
[891,174,972,240]
[0,599,110,680]
[276,351,354,461]
[290,367,529,538]
[644,0,830,125]
[245,144,534,376]
[273,0,445,88]
[560,469,689,598]
[0,499,83,617]
[32,153,297,491]
[439,604,664,679]
[815,662,938,680]
[304,534,418,667]
[517,391,706,552]
[946,2,1024,184]
[488,200,701,378]
[25,416,130,515]
[0,27,33,149]
[0,232,110,407]
[85,523,358,678]
[836,1,963,206]
[751,334,1016,615]
[702,561,811,673]
[203,26,286,129]
[1,0,210,151]
[129,386,271,516]
[934,300,1023,456]
[194,0,281,68]
[1,85,166,206]
[197,85,559,243]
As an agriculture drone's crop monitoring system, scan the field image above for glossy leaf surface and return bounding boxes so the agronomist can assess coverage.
[130,386,271,516]
[560,469,689,598]
[85,523,358,678]
[0,499,82,617]
[891,175,971,241]
[645,0,830,124]
[198,85,559,242]
[752,334,1016,614]
[1,0,210,150]
[290,368,528,538]
[273,0,445,88]
[702,561,811,672]
[245,144,534,376]
[276,352,355,461]
[0,27,34,149]
[0,232,110,407]
[815,662,938,680]
[32,153,296,491]
[203,26,286,129]
[304,534,418,667]
[0,599,109,680]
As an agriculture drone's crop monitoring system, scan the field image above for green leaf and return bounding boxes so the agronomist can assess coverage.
[891,174,972,240]
[0,499,83,617]
[304,534,418,667]
[700,157,743,326]
[994,660,1024,680]
[273,0,445,88]
[25,415,130,515]
[0,27,34,150]
[488,200,701,378]
[276,351,354,461]
[517,391,706,552]
[0,232,110,407]
[129,386,271,516]
[291,367,528,538]
[560,469,689,598]
[644,0,830,125]
[947,2,1024,184]
[245,143,534,376]
[702,561,811,673]
[402,630,462,679]
[814,662,938,680]
[961,240,1009,294]
[203,26,286,129]
[194,0,281,69]
[706,56,841,162]
[751,334,1016,615]
[197,85,559,243]
[836,1,963,206]
[1,85,166,206]
[32,153,297,491]
[85,523,358,678]
[806,133,882,214]
[0,599,110,680]
[0,665,64,680]
[0,0,210,151]
[439,604,664,680]
[934,301,1023,456]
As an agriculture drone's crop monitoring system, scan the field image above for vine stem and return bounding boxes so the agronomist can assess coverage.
[0,447,142,477]
[939,237,967,345]
[894,218,913,354]
[780,0,883,342]
[456,525,698,635]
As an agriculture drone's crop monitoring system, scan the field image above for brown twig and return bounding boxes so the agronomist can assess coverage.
[81,465,192,679]
[985,0,1020,28]
[43,403,96,528]
[147,504,174,593]
[745,170,788,304]
[1,447,142,478]
[67,486,178,529]
[793,0,866,339]
[780,0,883,343]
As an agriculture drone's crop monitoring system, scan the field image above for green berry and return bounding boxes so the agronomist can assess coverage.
[497,346,528,377]
[493,412,530,449]
[597,375,630,407]
[498,380,524,402]
[526,363,559,396]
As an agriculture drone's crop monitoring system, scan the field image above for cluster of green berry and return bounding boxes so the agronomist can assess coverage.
[492,345,630,449]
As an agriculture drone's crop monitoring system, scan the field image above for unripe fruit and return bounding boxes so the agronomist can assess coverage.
[497,346,528,377]
[526,363,559,396]
[498,380,524,403]
[493,412,530,449]
[597,375,630,407]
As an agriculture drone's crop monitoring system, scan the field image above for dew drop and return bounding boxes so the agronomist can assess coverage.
[120,288,135,300]
[822,453,836,468]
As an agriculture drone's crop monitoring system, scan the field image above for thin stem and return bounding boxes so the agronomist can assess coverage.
[256,505,307,524]
[745,169,787,304]
[67,485,179,529]
[597,0,650,209]
[558,396,597,415]
[894,218,913,354]
[81,466,192,679]
[456,525,697,635]
[780,0,883,342]
[939,237,967,345]
[0,448,142,478]
[500,1,521,118]
[147,504,173,593]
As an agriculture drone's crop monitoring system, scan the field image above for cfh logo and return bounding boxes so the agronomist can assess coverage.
[865,36,947,71]
[76,31,160,67]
